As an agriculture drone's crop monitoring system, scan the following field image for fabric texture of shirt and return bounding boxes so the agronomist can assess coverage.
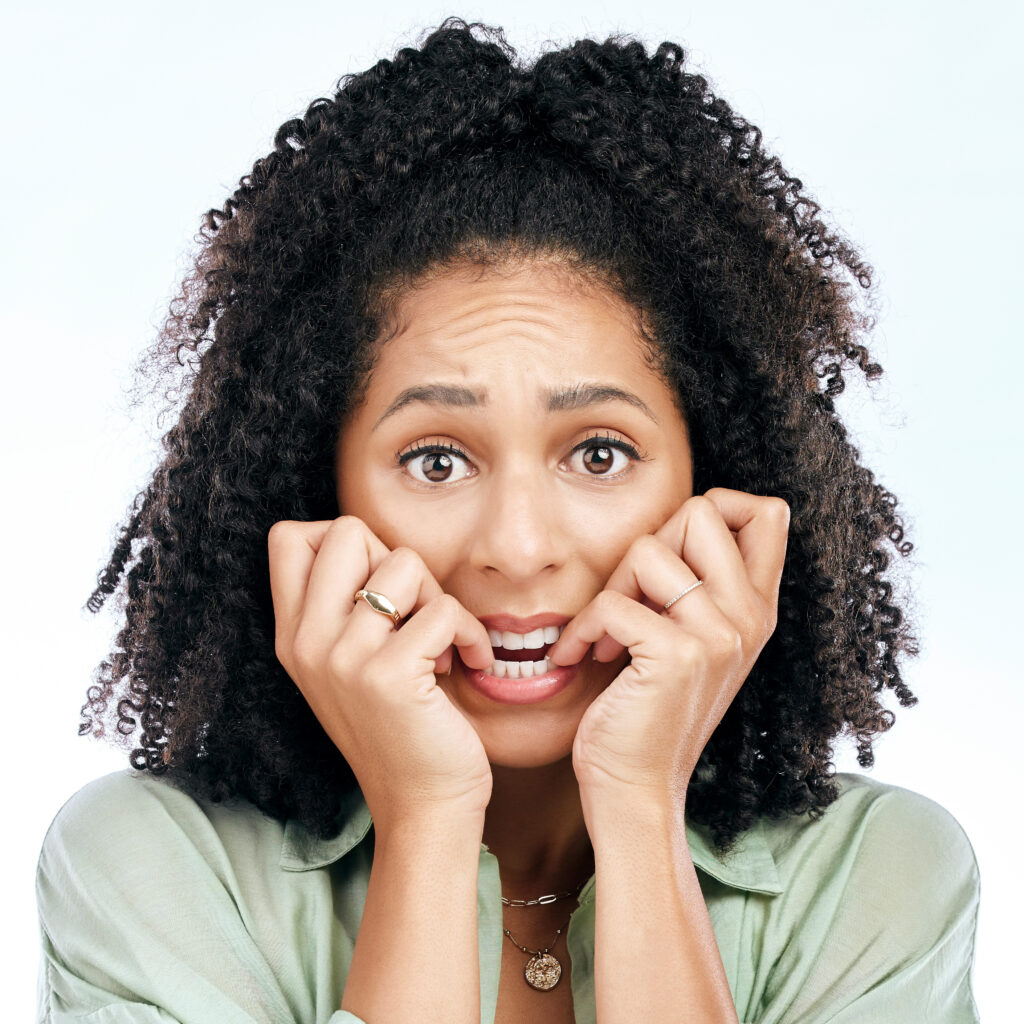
[35,768,981,1023]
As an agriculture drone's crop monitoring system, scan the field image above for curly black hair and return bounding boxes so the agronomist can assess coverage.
[81,17,919,854]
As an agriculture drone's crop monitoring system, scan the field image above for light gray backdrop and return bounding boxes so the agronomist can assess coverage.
[3,1,1018,1018]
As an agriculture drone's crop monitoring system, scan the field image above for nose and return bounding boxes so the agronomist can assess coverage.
[468,463,563,582]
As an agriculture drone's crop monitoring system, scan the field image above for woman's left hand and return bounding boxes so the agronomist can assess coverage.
[547,487,791,800]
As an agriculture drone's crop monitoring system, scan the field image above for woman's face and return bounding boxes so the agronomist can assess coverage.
[335,259,693,768]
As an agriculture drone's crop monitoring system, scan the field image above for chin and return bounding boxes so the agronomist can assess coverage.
[475,712,581,770]
[486,744,576,770]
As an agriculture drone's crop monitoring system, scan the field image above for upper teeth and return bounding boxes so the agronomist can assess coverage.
[488,625,563,649]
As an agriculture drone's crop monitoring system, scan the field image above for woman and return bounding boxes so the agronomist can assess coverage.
[36,18,980,1024]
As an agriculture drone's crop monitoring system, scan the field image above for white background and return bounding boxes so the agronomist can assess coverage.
[2,1,1019,1017]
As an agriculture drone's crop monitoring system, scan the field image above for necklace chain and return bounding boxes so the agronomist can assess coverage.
[500,877,587,907]
[502,916,571,955]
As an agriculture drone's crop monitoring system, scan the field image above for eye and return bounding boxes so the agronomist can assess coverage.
[396,433,648,487]
[565,434,645,479]
[397,440,473,485]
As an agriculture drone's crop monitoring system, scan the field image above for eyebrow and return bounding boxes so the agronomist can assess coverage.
[371,381,659,431]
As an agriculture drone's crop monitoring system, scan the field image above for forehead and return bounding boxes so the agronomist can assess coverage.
[363,261,661,390]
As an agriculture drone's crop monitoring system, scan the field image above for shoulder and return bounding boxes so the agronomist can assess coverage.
[41,768,274,848]
[836,772,977,861]
[760,773,980,937]
[746,776,981,1022]
[762,772,974,852]
[42,769,207,843]
[36,770,289,907]
[763,772,979,874]
[35,779,357,1020]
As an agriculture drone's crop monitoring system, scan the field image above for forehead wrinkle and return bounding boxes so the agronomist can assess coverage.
[401,278,607,331]
[442,307,574,347]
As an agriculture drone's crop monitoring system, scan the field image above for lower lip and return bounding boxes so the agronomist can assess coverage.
[459,651,583,704]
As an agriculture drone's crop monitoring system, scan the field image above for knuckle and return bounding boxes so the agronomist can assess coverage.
[733,614,759,650]
[631,533,663,559]
[326,642,359,684]
[730,629,745,658]
[291,629,322,674]
[593,589,621,614]
[685,494,716,519]
[428,592,461,620]
[273,636,291,669]
[267,520,291,548]
[358,653,385,691]
[330,514,366,538]
[677,635,703,671]
[712,625,743,659]
[267,520,303,560]
[360,652,405,703]
[768,496,791,524]
[385,546,425,573]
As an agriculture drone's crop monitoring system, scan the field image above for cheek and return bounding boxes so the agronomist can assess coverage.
[574,488,683,579]
[635,468,692,534]
[590,484,673,533]
[572,503,644,575]
[375,509,463,577]
[336,459,418,548]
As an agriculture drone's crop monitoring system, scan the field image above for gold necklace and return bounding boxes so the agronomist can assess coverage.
[500,877,588,991]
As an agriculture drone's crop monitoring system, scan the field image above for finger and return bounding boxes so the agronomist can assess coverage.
[654,492,788,657]
[369,593,494,685]
[296,517,396,648]
[700,488,790,609]
[549,589,723,674]
[654,494,749,597]
[348,547,459,671]
[553,495,747,665]
[549,536,726,666]
[268,519,333,650]
[347,546,444,634]
[563,535,706,663]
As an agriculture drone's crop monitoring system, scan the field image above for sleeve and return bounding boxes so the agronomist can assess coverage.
[755,786,981,1024]
[35,773,369,1024]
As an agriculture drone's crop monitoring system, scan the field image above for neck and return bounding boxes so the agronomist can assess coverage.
[483,755,595,900]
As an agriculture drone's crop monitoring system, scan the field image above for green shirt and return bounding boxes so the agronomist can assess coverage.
[36,769,981,1023]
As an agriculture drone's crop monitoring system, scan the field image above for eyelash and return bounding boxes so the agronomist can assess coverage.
[395,433,649,485]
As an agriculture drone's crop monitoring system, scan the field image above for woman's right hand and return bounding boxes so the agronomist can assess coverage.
[268,516,496,830]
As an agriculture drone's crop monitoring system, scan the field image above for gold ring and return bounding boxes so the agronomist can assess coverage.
[353,589,402,628]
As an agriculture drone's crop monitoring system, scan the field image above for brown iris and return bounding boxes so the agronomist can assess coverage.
[582,445,614,474]
[421,452,454,482]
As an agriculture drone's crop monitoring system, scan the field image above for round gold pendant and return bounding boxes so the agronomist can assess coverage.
[524,952,562,990]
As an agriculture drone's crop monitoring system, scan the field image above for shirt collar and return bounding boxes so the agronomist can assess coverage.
[279,787,782,896]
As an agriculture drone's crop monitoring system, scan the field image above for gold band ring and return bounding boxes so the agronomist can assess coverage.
[663,579,704,611]
[353,589,402,628]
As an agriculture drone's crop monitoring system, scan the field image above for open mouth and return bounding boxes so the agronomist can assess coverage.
[457,641,582,705]
[485,624,563,679]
